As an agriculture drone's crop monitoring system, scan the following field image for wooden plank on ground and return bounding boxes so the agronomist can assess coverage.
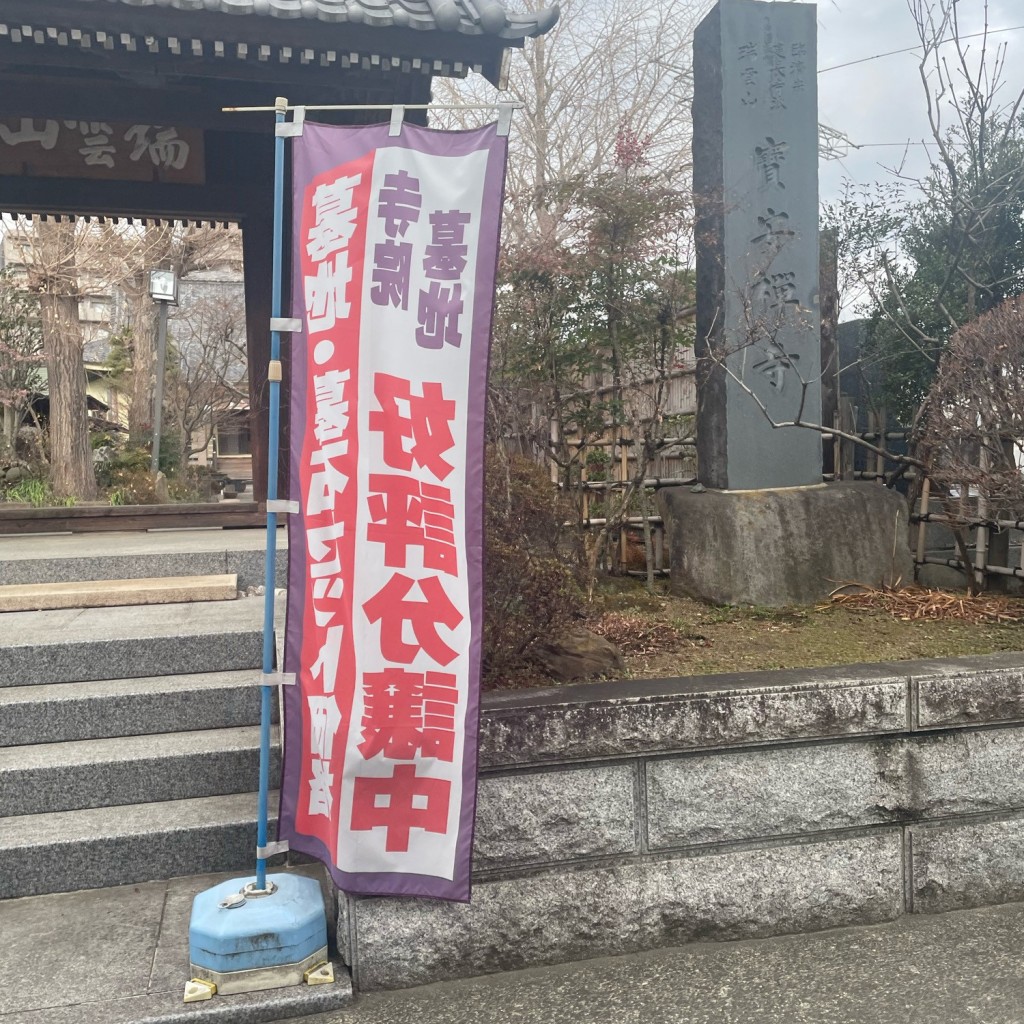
[0,574,239,612]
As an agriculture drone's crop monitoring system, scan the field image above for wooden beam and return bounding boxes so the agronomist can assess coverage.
[0,175,261,220]
[0,40,445,96]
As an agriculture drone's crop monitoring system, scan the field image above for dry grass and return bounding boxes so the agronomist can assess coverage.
[826,583,1024,625]
[563,576,1024,685]
[591,611,709,656]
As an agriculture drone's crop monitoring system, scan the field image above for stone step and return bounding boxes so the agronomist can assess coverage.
[0,669,264,747]
[0,573,238,612]
[0,790,280,900]
[0,527,285,590]
[0,599,264,686]
[0,726,280,816]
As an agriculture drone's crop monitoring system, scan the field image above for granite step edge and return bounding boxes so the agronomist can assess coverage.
[0,671,268,747]
[0,734,280,816]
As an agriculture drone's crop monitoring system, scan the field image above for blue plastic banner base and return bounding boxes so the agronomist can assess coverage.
[186,873,331,999]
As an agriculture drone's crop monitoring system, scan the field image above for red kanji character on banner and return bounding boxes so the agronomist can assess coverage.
[369,373,455,481]
[366,474,457,574]
[362,574,462,666]
[358,667,421,760]
[358,668,458,761]
[421,671,460,746]
[350,765,451,852]
[416,282,463,350]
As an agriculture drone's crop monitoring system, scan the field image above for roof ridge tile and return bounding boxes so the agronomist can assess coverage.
[64,0,558,38]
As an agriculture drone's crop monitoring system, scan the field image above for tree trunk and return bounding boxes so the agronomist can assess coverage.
[125,278,157,449]
[35,221,96,500]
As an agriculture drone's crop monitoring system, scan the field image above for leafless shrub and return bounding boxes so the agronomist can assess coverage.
[917,295,1024,523]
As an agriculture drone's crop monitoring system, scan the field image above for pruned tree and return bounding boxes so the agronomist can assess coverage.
[436,0,707,592]
[8,216,244,499]
[916,296,1024,592]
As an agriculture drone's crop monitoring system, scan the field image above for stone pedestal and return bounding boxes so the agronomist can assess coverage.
[657,481,914,606]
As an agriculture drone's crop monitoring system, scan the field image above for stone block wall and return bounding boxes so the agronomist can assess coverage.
[335,653,1024,991]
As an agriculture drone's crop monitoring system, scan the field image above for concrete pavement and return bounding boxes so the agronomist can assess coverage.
[0,869,351,1024]
[5,872,1024,1023]
[276,900,1024,1024]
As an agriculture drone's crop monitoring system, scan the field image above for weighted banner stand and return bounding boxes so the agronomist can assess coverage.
[184,96,515,1004]
[184,96,331,1005]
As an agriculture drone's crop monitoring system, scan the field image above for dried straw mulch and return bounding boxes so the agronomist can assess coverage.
[827,584,1024,625]
[592,611,709,655]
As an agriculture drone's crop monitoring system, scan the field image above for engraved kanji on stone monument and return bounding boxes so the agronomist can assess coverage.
[693,0,821,490]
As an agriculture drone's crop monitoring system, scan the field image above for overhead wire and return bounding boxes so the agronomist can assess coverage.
[819,22,1024,73]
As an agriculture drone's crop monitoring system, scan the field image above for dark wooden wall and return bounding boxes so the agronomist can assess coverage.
[0,19,441,499]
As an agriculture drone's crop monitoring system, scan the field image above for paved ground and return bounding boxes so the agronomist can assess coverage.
[0,868,351,1024]
[285,901,1024,1024]
[5,872,1024,1024]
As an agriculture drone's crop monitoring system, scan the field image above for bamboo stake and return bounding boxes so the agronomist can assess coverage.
[916,476,931,565]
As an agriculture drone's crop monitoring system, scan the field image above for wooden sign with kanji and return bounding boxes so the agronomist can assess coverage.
[0,118,204,184]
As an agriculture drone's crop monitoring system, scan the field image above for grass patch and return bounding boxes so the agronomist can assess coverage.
[502,577,1024,688]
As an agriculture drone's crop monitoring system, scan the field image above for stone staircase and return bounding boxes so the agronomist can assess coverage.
[0,530,284,901]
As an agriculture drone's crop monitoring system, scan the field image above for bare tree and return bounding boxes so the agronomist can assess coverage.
[106,225,243,449]
[8,217,243,499]
[826,0,1024,421]
[165,286,248,466]
[435,0,710,244]
[18,219,98,499]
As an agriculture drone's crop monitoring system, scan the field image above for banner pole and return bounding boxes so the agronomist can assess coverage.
[185,97,333,1005]
[255,95,289,891]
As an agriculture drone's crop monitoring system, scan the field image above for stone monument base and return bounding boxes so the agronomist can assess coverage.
[657,480,913,607]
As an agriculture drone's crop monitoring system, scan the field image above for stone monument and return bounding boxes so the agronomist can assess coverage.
[693,0,821,490]
[659,0,913,605]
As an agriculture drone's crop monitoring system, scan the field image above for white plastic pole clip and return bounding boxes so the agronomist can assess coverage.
[261,671,296,686]
[497,101,514,137]
[270,317,301,333]
[266,499,299,515]
[256,839,290,859]
[389,105,405,137]
[276,105,306,137]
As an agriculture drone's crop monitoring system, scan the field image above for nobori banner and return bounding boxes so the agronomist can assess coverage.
[279,120,506,901]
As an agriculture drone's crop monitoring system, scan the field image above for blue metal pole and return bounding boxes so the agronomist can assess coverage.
[256,97,289,890]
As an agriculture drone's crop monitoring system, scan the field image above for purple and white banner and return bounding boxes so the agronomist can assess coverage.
[279,121,506,901]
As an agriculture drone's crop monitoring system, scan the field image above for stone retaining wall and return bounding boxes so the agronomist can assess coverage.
[336,652,1024,991]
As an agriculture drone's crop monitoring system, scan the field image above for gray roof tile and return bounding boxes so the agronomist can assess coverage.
[67,0,559,41]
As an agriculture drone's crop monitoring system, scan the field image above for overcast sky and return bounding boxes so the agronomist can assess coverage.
[813,0,1024,204]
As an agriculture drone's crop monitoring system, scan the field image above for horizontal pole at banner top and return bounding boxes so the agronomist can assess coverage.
[222,102,523,113]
